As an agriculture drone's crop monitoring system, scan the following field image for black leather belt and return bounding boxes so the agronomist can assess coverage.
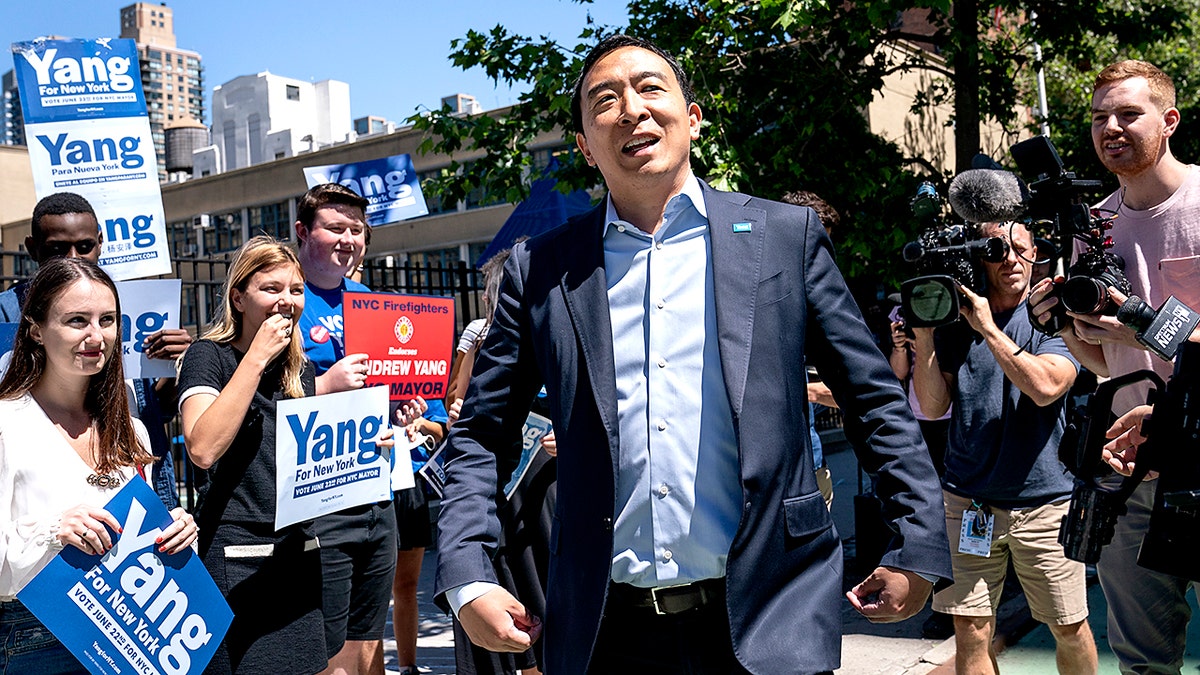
[607,578,725,615]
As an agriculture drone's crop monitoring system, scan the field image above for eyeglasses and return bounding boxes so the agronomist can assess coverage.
[41,239,99,258]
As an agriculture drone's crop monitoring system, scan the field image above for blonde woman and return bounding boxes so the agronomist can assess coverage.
[177,236,324,674]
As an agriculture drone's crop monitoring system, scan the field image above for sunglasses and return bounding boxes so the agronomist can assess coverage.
[41,239,99,257]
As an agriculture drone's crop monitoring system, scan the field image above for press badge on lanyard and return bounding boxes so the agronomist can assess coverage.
[959,501,994,557]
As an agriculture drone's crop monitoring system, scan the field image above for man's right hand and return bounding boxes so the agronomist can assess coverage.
[317,353,370,394]
[911,326,935,352]
[458,587,542,652]
[1103,404,1155,478]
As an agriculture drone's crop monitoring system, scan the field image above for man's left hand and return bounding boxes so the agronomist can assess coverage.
[1068,311,1140,349]
[846,566,933,623]
[1066,286,1142,349]
[143,328,193,361]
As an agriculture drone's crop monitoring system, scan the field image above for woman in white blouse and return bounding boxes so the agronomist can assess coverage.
[0,258,197,674]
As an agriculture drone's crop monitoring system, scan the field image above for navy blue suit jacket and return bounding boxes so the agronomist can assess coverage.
[436,184,952,674]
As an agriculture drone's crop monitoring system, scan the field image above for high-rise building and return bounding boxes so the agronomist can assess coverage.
[1,69,24,146]
[119,2,204,180]
[193,72,352,176]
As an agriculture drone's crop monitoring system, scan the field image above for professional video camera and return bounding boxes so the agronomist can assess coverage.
[1057,341,1200,580]
[898,182,1010,328]
[947,136,1132,334]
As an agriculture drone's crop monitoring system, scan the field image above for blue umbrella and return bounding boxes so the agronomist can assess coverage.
[476,172,594,267]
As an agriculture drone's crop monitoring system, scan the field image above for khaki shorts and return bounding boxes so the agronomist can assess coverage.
[933,490,1088,626]
[815,466,833,511]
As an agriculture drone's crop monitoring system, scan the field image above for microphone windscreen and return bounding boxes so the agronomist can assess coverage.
[948,169,1030,223]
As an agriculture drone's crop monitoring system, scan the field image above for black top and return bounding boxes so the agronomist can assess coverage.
[177,339,316,529]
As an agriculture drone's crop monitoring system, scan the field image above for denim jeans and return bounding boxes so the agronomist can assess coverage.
[0,601,86,674]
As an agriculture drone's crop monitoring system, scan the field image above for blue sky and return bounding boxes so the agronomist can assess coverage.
[3,0,630,124]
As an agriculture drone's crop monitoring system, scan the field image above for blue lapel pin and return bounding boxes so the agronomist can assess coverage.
[732,222,752,233]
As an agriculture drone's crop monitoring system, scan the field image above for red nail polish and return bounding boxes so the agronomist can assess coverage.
[118,527,123,533]
[155,536,163,543]
[159,546,166,552]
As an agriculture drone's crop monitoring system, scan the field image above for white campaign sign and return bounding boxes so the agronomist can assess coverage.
[115,279,181,379]
[275,386,392,529]
[13,38,172,281]
[24,114,172,280]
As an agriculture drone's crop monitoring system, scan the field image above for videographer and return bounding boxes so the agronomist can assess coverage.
[1029,60,1200,674]
[913,220,1097,674]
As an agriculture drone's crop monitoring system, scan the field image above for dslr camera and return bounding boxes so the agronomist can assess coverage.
[1007,136,1133,333]
[899,182,1010,328]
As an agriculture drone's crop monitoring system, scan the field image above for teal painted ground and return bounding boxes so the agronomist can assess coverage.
[997,578,1200,673]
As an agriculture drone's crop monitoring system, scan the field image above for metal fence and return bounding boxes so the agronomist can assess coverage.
[1,252,485,509]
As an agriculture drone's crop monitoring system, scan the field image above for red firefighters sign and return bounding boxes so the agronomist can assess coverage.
[342,291,455,401]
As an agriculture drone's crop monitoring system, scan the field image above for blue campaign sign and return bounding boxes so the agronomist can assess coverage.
[0,322,18,377]
[303,154,430,226]
[11,38,148,124]
[0,323,17,353]
[18,479,232,675]
[504,412,553,499]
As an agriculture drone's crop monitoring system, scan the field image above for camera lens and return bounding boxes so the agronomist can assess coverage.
[1116,296,1157,333]
[1060,277,1109,314]
[901,276,960,327]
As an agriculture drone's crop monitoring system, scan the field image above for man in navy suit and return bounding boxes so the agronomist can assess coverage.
[435,35,952,674]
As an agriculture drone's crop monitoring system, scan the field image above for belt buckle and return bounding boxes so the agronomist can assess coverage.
[649,582,703,616]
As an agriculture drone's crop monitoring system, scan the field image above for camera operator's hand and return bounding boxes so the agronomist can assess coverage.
[1068,306,1141,351]
[890,321,912,351]
[1028,277,1061,326]
[1103,404,1157,479]
[1027,276,1112,374]
[910,325,935,352]
[956,283,995,335]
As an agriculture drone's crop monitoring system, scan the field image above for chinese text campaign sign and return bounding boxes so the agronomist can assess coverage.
[275,386,393,529]
[11,38,172,280]
[342,292,454,402]
[18,479,232,675]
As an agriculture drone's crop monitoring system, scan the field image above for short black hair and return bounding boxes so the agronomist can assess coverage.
[31,192,96,242]
[570,34,696,134]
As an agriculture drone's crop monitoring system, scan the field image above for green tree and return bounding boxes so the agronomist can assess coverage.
[410,0,1193,294]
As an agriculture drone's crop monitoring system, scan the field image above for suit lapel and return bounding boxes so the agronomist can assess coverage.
[704,184,767,417]
[559,205,621,462]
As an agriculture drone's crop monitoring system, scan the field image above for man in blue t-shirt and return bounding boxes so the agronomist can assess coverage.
[912,221,1097,673]
[295,183,394,675]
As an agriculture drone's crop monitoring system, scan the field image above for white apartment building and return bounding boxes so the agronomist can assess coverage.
[194,72,351,176]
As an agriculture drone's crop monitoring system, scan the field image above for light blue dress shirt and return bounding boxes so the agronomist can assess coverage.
[448,175,743,613]
[603,176,741,588]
